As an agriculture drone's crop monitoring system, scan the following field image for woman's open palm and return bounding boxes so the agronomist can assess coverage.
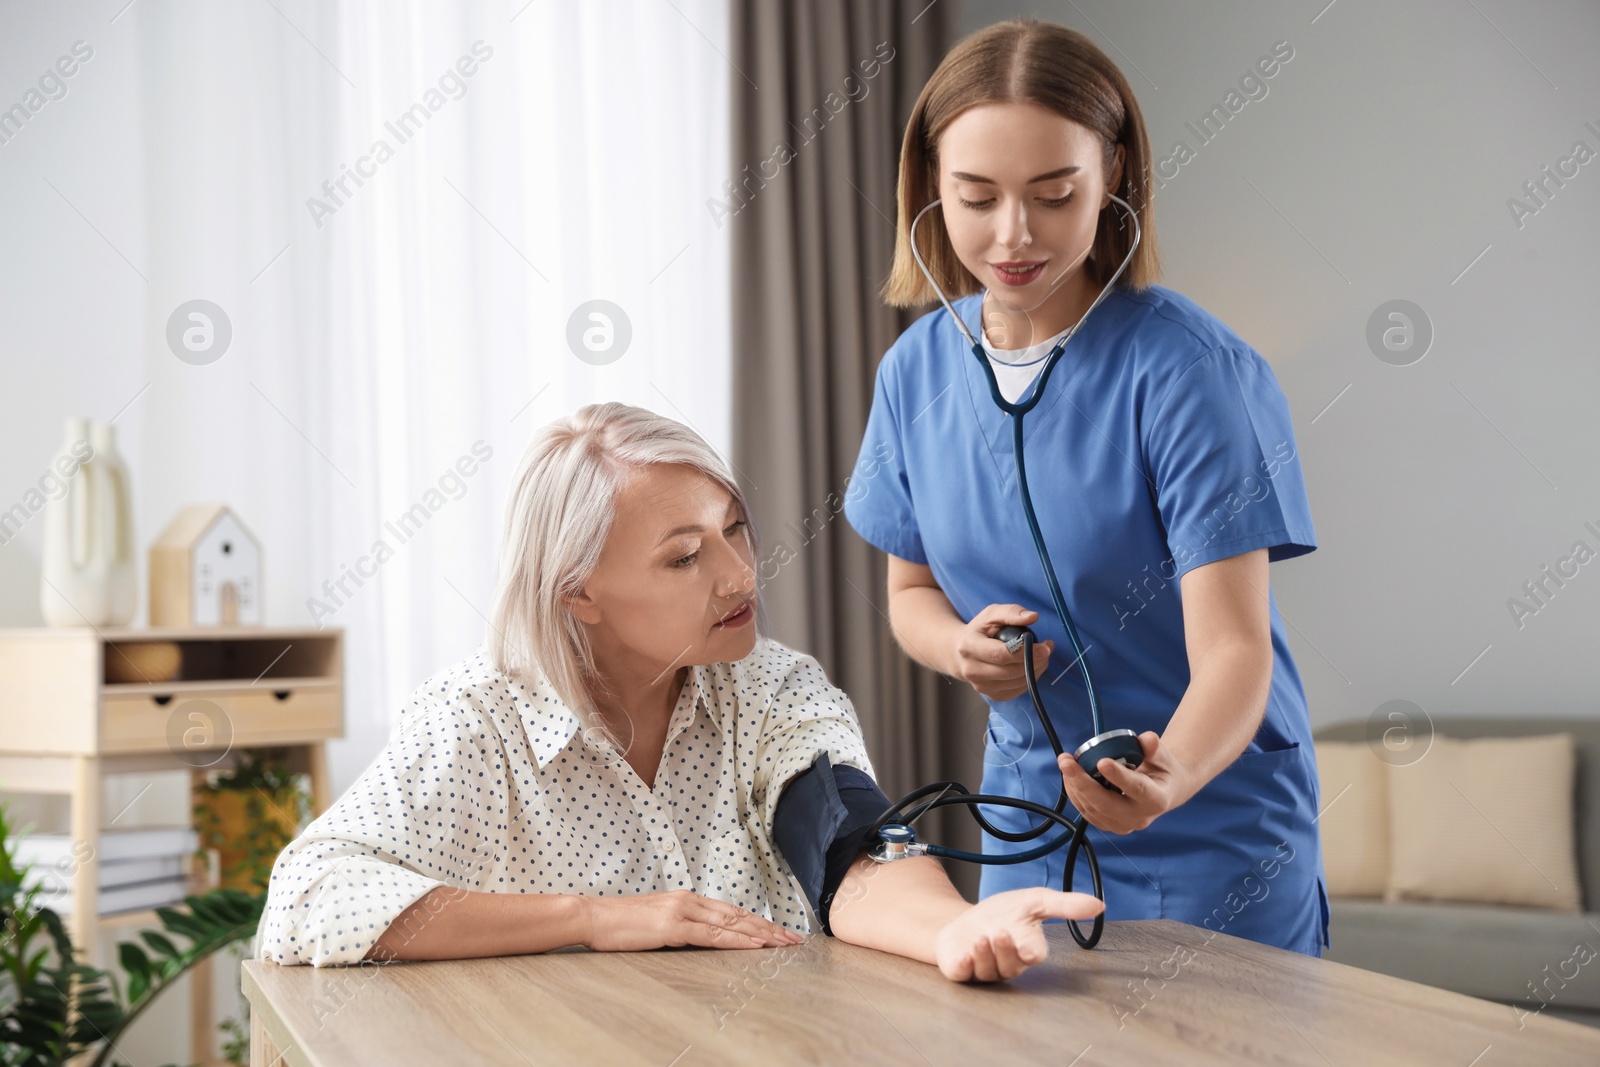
[933,887,1105,982]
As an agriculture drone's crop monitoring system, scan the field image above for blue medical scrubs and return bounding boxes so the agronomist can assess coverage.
[843,285,1330,956]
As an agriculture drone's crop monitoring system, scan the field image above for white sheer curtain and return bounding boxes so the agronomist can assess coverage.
[138,0,730,792]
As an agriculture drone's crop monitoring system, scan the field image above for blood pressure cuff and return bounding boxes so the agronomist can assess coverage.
[771,752,892,936]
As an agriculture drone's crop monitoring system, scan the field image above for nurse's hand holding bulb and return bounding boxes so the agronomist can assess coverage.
[1058,731,1198,836]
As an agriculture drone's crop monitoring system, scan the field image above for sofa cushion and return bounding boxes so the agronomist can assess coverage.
[1386,733,1581,912]
[1314,717,1600,913]
[1314,741,1390,897]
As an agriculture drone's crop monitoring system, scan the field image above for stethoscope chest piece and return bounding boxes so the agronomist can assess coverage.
[869,823,924,863]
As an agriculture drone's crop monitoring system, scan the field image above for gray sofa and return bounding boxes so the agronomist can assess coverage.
[1314,717,1600,1028]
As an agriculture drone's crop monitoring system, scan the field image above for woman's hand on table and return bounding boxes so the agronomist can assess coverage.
[951,605,1055,701]
[581,890,802,952]
[1058,730,1193,835]
[933,888,1104,982]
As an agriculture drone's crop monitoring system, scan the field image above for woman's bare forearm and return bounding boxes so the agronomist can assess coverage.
[886,585,967,677]
[825,852,969,965]
[364,887,590,962]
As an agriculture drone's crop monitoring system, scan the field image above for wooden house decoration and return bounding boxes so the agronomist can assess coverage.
[149,504,261,626]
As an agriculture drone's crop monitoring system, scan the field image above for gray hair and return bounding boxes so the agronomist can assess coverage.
[488,403,761,739]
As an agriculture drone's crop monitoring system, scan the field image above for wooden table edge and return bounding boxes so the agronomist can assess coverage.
[242,960,315,1067]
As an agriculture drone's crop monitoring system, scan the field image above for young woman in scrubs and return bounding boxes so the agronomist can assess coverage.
[843,19,1329,956]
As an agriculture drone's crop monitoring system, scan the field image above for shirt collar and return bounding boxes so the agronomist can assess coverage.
[523,660,726,770]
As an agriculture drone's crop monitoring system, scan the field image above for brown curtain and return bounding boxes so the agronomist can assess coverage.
[728,1,986,897]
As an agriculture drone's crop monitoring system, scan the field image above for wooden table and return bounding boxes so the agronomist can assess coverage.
[242,918,1600,1066]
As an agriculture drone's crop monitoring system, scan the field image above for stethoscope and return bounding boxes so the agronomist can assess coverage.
[862,192,1145,949]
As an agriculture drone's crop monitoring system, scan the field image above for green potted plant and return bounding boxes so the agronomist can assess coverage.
[0,801,264,1067]
[192,749,310,893]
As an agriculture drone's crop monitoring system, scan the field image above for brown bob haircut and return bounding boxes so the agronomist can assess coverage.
[882,19,1161,308]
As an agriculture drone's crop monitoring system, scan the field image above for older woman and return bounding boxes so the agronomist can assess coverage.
[257,403,1101,982]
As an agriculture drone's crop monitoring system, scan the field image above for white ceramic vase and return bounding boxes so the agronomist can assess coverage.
[40,418,136,627]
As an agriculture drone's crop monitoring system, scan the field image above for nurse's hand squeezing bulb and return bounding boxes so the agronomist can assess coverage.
[1072,730,1145,792]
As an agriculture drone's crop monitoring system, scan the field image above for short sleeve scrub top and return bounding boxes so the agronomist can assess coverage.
[843,284,1330,956]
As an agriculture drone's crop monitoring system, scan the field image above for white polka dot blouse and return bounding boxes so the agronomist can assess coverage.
[255,635,876,966]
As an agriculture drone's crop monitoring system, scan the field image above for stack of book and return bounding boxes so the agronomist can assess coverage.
[13,826,198,915]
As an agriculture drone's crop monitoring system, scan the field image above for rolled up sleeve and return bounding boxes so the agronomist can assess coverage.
[256,701,510,966]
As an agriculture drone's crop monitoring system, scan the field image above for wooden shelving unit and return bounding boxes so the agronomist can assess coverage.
[0,625,343,1067]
